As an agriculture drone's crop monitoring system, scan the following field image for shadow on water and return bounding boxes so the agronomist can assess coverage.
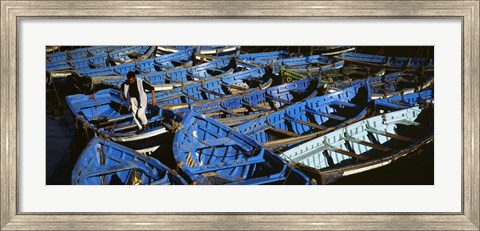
[46,85,90,185]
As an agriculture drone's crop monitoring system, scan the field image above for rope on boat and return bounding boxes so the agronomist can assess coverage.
[75,115,83,130]
[82,123,90,140]
[108,98,125,133]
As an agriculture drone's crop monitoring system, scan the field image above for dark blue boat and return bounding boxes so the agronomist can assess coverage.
[149,66,271,105]
[161,77,322,126]
[65,89,168,153]
[172,110,315,185]
[235,82,371,150]
[325,72,433,99]
[108,46,156,64]
[46,51,68,63]
[157,46,240,56]
[136,47,194,73]
[101,57,235,90]
[252,55,345,75]
[374,89,433,111]
[46,46,128,63]
[65,67,272,151]
[338,52,434,69]
[65,48,194,91]
[72,137,187,185]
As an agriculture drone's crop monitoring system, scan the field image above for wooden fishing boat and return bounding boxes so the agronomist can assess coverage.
[65,89,169,151]
[46,46,129,63]
[370,73,433,99]
[280,105,434,184]
[374,89,433,111]
[318,46,356,56]
[320,65,386,81]
[250,55,345,75]
[65,68,273,153]
[107,46,156,64]
[46,53,111,72]
[338,52,434,69]
[64,48,194,91]
[325,72,434,99]
[279,62,347,83]
[161,77,323,126]
[137,48,194,73]
[72,137,187,185]
[172,110,315,185]
[101,57,235,91]
[157,46,240,57]
[237,50,293,63]
[195,50,302,69]
[147,66,271,105]
[47,46,157,88]
[235,82,371,151]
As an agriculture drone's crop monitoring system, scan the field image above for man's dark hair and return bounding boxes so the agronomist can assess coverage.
[127,71,136,79]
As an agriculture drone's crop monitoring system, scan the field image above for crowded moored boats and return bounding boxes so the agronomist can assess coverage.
[46,46,434,185]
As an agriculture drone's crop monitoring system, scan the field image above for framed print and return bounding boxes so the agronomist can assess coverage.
[1,0,479,230]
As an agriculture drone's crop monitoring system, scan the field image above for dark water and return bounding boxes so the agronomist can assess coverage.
[46,46,434,185]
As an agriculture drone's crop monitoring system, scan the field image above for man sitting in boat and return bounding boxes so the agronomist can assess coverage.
[120,71,156,134]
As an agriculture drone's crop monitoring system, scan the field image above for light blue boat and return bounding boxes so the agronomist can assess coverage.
[280,105,434,184]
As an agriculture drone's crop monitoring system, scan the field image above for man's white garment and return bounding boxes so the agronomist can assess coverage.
[123,78,149,129]
[129,97,148,129]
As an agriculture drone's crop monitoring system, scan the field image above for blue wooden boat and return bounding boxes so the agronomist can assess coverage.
[280,105,434,184]
[237,50,293,63]
[68,63,136,91]
[66,49,195,91]
[252,55,344,74]
[374,89,433,111]
[67,47,90,60]
[87,46,128,56]
[47,46,154,86]
[286,64,386,82]
[338,52,434,69]
[46,53,110,72]
[157,46,240,56]
[325,72,434,99]
[46,51,68,63]
[137,47,195,73]
[172,110,315,185]
[46,46,128,63]
[101,56,233,90]
[161,77,322,126]
[65,67,272,152]
[65,88,177,155]
[72,137,188,185]
[150,67,271,105]
[235,82,371,150]
[318,46,356,56]
[108,46,156,64]
[232,84,370,150]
